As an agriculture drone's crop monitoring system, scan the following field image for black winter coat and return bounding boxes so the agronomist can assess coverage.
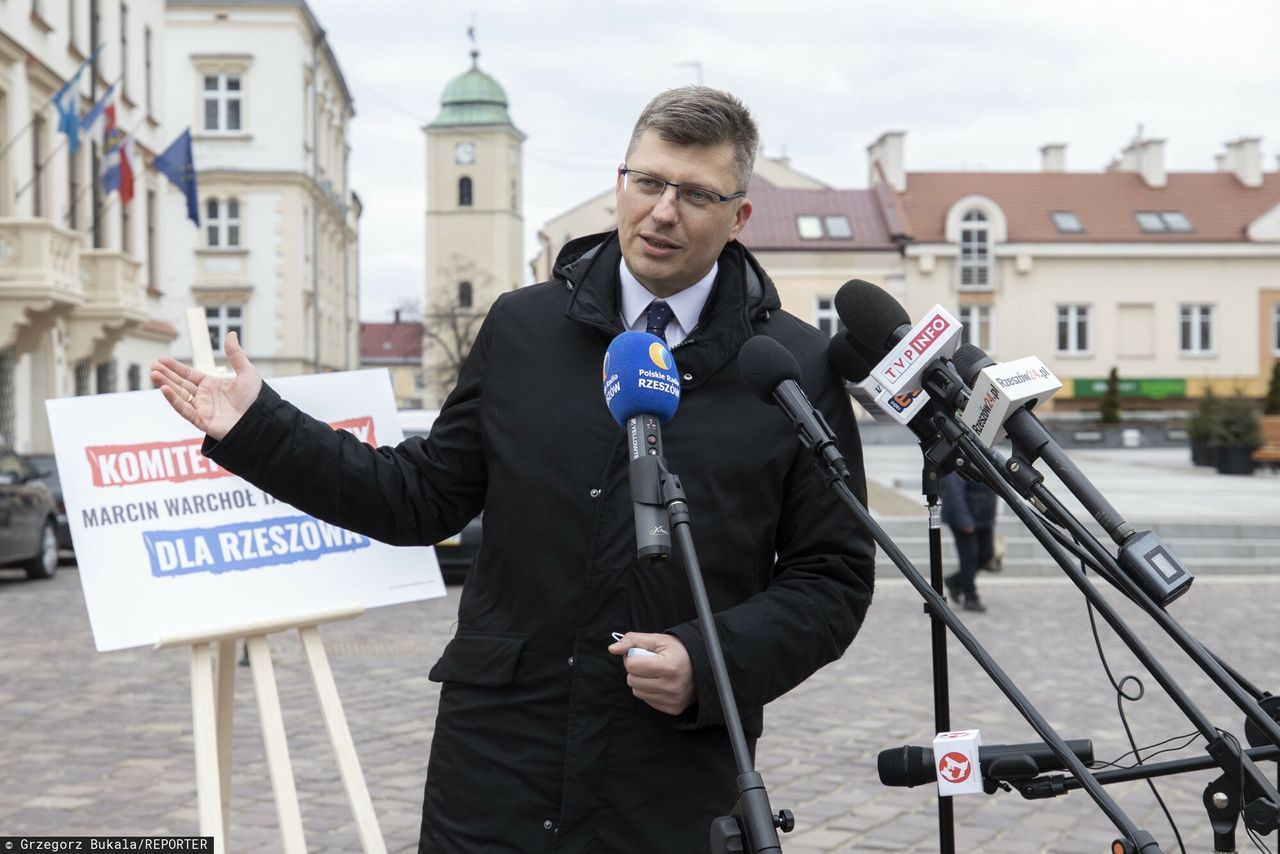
[940,472,999,531]
[204,232,876,853]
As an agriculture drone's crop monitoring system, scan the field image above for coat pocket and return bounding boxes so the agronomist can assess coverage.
[428,631,526,686]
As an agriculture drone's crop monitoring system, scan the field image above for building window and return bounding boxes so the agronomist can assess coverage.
[74,359,91,395]
[121,190,131,253]
[458,281,473,309]
[203,73,243,132]
[1135,211,1194,233]
[959,210,990,287]
[458,176,472,207]
[1051,211,1083,234]
[1273,305,1280,355]
[146,190,157,287]
[206,305,243,352]
[958,304,994,351]
[31,116,45,217]
[119,4,128,96]
[67,147,79,230]
[96,361,117,394]
[510,178,517,212]
[794,215,853,240]
[127,364,141,391]
[796,216,822,240]
[814,297,843,338]
[1056,305,1090,354]
[1179,304,1214,354]
[68,0,77,48]
[144,26,153,115]
[204,197,240,248]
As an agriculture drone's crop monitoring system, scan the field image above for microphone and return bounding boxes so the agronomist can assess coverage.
[949,344,1193,606]
[878,739,1095,789]
[738,335,850,480]
[604,331,681,561]
[832,279,963,399]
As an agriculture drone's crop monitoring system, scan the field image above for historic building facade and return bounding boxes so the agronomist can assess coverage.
[0,0,177,452]
[162,0,360,380]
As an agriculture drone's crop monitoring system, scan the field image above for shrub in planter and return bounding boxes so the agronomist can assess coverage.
[1209,394,1261,475]
[1099,367,1122,425]
[1186,389,1220,467]
[1265,362,1280,416]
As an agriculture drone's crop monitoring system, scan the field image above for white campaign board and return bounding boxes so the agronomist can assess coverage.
[45,369,446,651]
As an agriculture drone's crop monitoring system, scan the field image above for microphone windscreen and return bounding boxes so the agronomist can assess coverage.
[827,334,873,383]
[834,279,911,352]
[738,335,802,404]
[951,343,996,386]
[603,331,680,426]
[877,744,932,788]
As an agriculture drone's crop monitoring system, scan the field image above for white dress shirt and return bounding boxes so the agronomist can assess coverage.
[618,259,717,349]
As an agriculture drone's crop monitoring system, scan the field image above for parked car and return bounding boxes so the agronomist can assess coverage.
[0,446,61,579]
[22,453,72,554]
[399,409,481,585]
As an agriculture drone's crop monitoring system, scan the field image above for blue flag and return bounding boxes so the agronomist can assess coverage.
[52,45,103,155]
[154,129,199,226]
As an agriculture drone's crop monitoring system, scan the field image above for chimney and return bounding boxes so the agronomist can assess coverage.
[1118,138,1166,188]
[1040,143,1066,172]
[1223,137,1263,188]
[394,309,401,324]
[867,131,906,191]
[1215,153,1228,172]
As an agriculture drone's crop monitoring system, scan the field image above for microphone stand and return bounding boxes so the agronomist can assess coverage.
[1019,744,1280,854]
[917,366,1280,837]
[789,448,1162,851]
[644,452,792,853]
[995,415,1280,755]
[922,459,956,854]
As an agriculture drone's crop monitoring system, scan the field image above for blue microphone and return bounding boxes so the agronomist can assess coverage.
[603,331,681,560]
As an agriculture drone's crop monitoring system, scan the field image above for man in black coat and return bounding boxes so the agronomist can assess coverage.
[941,471,998,612]
[153,86,876,852]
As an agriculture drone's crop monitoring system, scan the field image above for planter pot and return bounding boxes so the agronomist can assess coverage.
[1190,439,1213,466]
[1213,446,1256,475]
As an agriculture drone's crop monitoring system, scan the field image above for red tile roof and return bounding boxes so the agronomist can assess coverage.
[738,175,901,251]
[898,171,1280,243]
[360,321,422,361]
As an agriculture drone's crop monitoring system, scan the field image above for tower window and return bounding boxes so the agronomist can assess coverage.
[458,281,473,309]
[458,176,472,207]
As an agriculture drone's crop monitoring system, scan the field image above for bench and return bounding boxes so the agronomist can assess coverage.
[1252,415,1280,465]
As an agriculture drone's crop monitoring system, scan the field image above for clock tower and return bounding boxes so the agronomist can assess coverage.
[422,45,525,406]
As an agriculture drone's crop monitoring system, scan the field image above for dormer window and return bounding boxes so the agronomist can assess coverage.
[795,214,854,240]
[1051,211,1083,234]
[1135,211,1194,233]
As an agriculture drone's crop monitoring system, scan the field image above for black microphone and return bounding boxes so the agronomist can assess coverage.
[878,739,1095,788]
[833,279,911,355]
[738,336,850,480]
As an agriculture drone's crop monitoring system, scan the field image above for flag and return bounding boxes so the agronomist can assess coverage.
[53,63,90,155]
[154,129,199,226]
[52,46,102,155]
[100,104,134,204]
[79,82,117,142]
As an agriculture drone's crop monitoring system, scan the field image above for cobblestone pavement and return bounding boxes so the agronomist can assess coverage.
[2,563,1278,853]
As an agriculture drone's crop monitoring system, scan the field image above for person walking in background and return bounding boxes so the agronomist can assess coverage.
[941,471,998,612]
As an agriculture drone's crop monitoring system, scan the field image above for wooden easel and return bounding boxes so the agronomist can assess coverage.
[154,309,387,853]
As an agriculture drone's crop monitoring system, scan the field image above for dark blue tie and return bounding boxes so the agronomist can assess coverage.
[645,300,674,343]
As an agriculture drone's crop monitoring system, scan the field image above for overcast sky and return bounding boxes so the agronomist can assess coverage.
[304,0,1280,323]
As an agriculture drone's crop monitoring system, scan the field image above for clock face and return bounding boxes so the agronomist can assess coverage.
[454,142,476,165]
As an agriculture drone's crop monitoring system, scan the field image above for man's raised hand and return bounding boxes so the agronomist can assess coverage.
[149,331,262,441]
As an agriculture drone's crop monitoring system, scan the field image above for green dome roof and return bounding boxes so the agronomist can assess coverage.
[429,53,519,130]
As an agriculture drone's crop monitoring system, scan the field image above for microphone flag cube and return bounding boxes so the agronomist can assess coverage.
[961,356,1063,447]
[932,729,984,796]
[869,305,962,396]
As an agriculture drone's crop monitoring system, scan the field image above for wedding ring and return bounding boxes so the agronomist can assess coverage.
[186,391,194,403]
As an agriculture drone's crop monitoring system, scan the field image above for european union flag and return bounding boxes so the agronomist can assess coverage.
[154,129,199,226]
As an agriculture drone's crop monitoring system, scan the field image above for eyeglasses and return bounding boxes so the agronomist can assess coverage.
[619,167,745,210]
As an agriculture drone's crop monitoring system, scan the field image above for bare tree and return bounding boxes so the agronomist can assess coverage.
[422,255,491,400]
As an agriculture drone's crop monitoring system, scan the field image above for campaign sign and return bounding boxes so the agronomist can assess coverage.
[46,370,446,652]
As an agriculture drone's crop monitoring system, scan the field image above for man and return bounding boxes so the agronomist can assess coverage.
[152,86,875,852]
[941,471,997,612]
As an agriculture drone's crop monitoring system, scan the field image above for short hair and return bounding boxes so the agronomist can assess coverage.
[626,86,758,191]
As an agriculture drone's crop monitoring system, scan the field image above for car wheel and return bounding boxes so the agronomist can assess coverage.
[24,520,59,580]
